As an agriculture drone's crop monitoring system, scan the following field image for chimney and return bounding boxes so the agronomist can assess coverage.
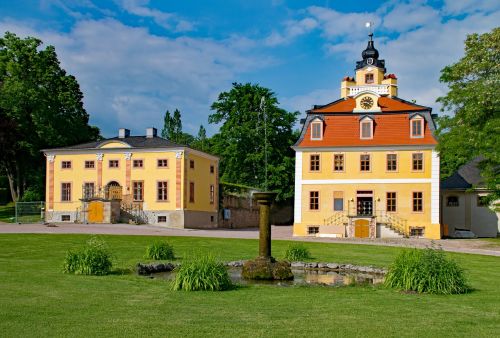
[146,127,157,138]
[118,128,130,139]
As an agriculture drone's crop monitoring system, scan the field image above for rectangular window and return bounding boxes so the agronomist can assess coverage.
[412,153,423,171]
[157,181,168,201]
[133,181,144,201]
[190,160,195,169]
[446,196,459,207]
[158,216,167,223]
[189,182,195,203]
[157,159,168,168]
[210,184,215,204]
[413,192,423,212]
[61,183,71,202]
[365,73,374,84]
[133,159,143,168]
[109,160,119,168]
[333,154,344,172]
[309,191,319,210]
[210,165,215,174]
[361,121,372,139]
[360,154,370,171]
[308,226,320,235]
[311,122,322,140]
[83,182,95,199]
[386,192,397,212]
[84,161,95,169]
[61,215,71,221]
[410,227,424,237]
[386,154,397,171]
[333,191,344,211]
[310,154,320,171]
[61,161,72,169]
[411,119,423,138]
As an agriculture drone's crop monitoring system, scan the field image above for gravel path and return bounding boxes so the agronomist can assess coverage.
[0,222,499,257]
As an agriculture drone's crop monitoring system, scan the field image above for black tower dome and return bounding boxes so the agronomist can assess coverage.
[356,33,386,72]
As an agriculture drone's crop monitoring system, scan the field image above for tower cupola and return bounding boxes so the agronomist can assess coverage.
[356,33,386,72]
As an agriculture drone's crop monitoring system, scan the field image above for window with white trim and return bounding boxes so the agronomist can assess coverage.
[360,119,373,139]
[410,116,424,138]
[311,121,323,140]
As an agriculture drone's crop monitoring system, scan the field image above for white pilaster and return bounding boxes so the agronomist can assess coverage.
[431,150,440,224]
[294,151,303,223]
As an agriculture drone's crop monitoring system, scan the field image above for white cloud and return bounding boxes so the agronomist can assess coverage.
[443,0,500,15]
[281,88,337,115]
[0,18,268,136]
[382,2,440,32]
[120,0,194,32]
[265,17,318,46]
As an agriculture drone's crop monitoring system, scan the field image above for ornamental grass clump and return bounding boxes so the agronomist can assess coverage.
[384,247,470,294]
[63,236,112,276]
[284,243,311,261]
[145,241,175,260]
[172,254,232,291]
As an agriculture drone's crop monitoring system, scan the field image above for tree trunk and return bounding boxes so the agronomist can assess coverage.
[5,169,18,202]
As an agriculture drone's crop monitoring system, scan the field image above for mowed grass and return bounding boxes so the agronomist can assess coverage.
[0,234,499,337]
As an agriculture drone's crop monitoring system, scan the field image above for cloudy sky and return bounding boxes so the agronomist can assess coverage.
[1,0,498,137]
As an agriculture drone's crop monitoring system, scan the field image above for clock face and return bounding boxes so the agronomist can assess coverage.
[367,57,374,65]
[360,96,374,109]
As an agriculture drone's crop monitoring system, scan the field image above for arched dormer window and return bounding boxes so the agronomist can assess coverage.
[410,114,424,138]
[359,116,374,140]
[310,117,324,141]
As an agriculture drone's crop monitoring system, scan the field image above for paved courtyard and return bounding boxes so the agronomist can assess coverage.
[0,222,499,257]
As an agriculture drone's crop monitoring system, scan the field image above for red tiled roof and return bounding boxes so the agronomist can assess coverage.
[310,96,428,113]
[297,114,437,147]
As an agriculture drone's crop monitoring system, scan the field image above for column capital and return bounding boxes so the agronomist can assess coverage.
[96,153,104,161]
[124,152,132,160]
[175,151,183,159]
[46,155,55,163]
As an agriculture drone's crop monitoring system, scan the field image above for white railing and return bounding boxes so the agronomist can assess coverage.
[348,85,389,96]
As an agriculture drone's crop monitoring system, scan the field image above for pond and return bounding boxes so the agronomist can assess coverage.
[149,267,385,287]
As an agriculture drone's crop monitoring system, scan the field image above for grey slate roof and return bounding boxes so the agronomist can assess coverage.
[45,136,185,151]
[441,157,485,190]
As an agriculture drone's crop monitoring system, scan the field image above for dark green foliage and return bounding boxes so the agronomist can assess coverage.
[209,82,299,200]
[20,187,42,202]
[384,247,470,294]
[63,237,112,275]
[437,27,499,201]
[284,244,311,261]
[172,254,232,291]
[0,32,100,201]
[145,241,175,260]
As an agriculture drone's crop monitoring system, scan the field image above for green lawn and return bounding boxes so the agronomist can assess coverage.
[0,234,499,337]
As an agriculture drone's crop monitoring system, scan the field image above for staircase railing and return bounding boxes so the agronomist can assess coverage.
[376,210,409,237]
[324,212,348,226]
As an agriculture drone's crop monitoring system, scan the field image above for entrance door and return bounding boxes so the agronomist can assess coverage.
[356,191,373,216]
[354,219,370,238]
[88,201,104,223]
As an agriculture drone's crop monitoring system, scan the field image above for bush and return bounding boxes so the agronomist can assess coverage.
[384,247,470,294]
[20,187,42,202]
[145,241,175,260]
[284,243,311,261]
[63,236,113,275]
[172,254,232,291]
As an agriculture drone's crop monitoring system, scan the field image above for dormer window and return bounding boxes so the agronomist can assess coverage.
[360,117,373,139]
[310,120,323,140]
[365,73,374,84]
[410,116,424,138]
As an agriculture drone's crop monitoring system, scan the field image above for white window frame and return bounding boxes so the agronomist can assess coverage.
[410,116,424,138]
[360,118,373,139]
[310,121,323,140]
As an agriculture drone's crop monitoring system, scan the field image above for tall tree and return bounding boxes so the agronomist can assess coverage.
[161,110,174,140]
[172,109,182,142]
[191,125,210,152]
[436,27,500,200]
[0,32,99,201]
[209,82,298,200]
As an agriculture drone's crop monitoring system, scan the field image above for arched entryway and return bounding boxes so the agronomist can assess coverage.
[106,181,123,200]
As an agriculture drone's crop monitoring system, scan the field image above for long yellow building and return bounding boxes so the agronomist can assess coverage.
[43,127,219,228]
[293,34,440,239]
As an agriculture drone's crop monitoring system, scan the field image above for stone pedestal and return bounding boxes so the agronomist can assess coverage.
[254,192,276,258]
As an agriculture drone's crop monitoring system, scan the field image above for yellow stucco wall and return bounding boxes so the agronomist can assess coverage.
[184,152,218,212]
[355,67,385,86]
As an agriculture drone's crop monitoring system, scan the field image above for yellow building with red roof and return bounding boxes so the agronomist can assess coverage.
[293,34,440,239]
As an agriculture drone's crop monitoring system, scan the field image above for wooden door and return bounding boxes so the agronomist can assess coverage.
[354,219,370,238]
[88,201,104,223]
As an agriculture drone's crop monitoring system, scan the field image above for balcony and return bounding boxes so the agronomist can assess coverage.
[348,85,389,96]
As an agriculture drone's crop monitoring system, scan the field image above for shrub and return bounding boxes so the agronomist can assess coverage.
[172,254,232,291]
[63,236,113,275]
[284,243,311,261]
[384,247,470,294]
[145,241,175,260]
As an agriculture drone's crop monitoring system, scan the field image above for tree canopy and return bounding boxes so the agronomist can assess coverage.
[436,27,499,200]
[209,82,298,200]
[0,32,99,201]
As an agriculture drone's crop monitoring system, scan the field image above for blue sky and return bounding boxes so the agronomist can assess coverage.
[1,0,499,137]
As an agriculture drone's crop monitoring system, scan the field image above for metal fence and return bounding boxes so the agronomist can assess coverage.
[15,201,45,224]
